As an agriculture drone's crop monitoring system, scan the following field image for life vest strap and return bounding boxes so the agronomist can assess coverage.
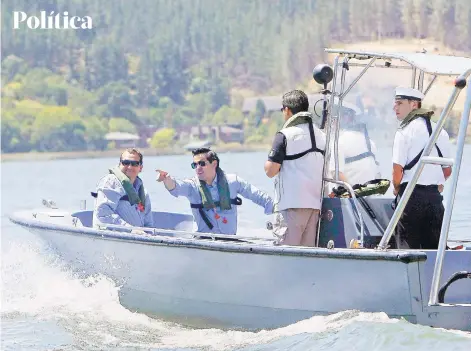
[190,197,242,230]
[404,117,443,171]
[284,122,324,161]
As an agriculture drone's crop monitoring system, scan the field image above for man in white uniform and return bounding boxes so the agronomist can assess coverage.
[330,102,381,186]
[392,86,452,249]
[264,90,326,246]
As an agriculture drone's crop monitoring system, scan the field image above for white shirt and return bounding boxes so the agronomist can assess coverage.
[392,118,451,185]
[330,130,381,185]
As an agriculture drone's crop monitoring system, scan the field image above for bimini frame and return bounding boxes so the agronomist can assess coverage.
[321,48,471,306]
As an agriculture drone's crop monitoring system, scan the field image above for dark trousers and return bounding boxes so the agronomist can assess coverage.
[395,183,444,249]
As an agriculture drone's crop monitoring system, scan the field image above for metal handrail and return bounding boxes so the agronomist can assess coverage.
[334,57,349,180]
[342,57,377,98]
[411,67,417,88]
[377,84,464,250]
[420,156,454,166]
[429,73,471,305]
[418,70,425,91]
[346,63,412,70]
[424,75,437,95]
[324,177,365,247]
[317,54,383,248]
[317,55,340,247]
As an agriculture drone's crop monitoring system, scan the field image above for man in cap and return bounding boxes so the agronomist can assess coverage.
[329,100,381,186]
[392,86,452,249]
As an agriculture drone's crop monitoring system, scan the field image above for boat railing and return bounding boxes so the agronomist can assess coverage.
[374,72,471,307]
[377,75,468,250]
[429,73,471,305]
[320,49,471,307]
[95,223,275,244]
[323,177,365,247]
[318,55,371,247]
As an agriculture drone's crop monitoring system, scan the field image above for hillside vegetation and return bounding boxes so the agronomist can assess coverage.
[2,0,470,153]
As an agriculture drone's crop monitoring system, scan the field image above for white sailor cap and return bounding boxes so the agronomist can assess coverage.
[395,86,425,101]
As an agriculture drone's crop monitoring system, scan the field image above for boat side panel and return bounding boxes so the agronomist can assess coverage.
[419,304,471,332]
[119,288,321,330]
[29,227,419,329]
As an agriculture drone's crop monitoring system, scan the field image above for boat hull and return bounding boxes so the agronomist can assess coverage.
[10,210,471,331]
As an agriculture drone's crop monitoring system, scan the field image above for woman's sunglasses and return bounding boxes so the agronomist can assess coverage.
[191,160,210,169]
[121,159,141,167]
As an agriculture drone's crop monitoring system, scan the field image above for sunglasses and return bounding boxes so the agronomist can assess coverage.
[280,106,286,112]
[191,160,210,169]
[121,159,141,167]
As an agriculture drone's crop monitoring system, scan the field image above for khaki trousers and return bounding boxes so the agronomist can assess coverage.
[273,208,320,247]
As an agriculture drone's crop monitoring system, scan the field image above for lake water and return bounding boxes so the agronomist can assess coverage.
[1,148,470,350]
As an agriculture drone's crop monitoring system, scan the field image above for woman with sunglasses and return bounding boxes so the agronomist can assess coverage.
[93,148,154,233]
[156,148,274,235]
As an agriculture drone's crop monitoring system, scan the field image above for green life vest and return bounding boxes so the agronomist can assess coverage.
[197,167,232,210]
[400,108,434,129]
[281,111,313,129]
[109,166,146,209]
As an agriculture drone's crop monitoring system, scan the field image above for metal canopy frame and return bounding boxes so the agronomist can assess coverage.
[325,49,471,76]
[321,48,471,307]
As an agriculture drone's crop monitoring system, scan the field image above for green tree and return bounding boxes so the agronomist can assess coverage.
[96,82,134,117]
[30,106,87,151]
[83,117,108,150]
[1,111,25,152]
[108,117,137,134]
[1,55,28,82]
[210,105,245,124]
[149,128,176,149]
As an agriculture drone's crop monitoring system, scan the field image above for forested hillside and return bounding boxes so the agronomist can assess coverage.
[2,0,470,153]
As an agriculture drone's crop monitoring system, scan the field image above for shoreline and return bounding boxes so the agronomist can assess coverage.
[2,136,469,163]
[0,143,272,163]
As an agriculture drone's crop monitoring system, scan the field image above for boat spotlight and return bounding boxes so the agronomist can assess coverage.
[312,64,333,85]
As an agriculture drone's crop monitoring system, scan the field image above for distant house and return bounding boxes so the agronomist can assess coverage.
[105,132,141,148]
[138,125,160,140]
[178,124,244,147]
[217,125,244,143]
[189,125,215,140]
[183,139,212,151]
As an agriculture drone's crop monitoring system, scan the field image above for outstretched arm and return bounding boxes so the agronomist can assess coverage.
[236,176,274,214]
[156,170,195,198]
